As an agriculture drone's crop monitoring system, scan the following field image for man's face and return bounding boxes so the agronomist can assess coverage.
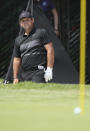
[20,17,34,30]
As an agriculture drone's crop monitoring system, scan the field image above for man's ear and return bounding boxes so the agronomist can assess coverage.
[19,21,23,27]
[32,18,34,23]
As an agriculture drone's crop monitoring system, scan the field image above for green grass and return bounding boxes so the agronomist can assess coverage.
[0,80,90,131]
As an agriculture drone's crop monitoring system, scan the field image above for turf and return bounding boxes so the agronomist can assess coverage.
[0,80,90,131]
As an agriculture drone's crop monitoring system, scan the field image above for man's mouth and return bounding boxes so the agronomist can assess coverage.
[24,24,30,29]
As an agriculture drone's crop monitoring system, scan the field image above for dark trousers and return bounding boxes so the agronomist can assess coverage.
[21,69,45,83]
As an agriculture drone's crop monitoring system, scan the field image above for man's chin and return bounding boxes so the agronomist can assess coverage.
[24,27,30,30]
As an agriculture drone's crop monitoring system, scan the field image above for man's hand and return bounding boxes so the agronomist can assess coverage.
[13,78,19,84]
[55,30,59,36]
[44,67,53,82]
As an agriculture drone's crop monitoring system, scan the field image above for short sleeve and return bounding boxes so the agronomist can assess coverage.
[48,0,55,10]
[13,39,21,58]
[41,29,51,45]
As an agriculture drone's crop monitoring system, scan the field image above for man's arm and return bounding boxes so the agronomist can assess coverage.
[13,57,21,84]
[44,42,54,68]
[44,42,54,82]
[51,8,59,36]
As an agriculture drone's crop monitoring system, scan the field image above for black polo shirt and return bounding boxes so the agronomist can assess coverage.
[14,27,51,71]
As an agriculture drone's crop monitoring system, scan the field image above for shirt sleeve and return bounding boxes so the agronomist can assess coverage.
[13,39,21,58]
[48,0,55,10]
[41,29,51,45]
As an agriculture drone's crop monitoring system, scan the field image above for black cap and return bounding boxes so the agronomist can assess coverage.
[19,10,33,21]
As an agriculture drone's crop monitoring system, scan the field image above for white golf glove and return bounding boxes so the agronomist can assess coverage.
[44,67,53,82]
